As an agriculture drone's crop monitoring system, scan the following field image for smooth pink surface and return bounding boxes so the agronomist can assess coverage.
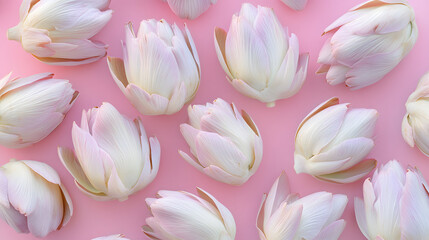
[1,0,429,239]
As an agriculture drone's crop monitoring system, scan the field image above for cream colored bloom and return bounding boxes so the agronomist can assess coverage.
[8,0,112,66]
[318,0,417,89]
[294,97,377,183]
[0,160,73,238]
[108,19,200,115]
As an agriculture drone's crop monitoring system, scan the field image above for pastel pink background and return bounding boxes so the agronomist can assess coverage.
[1,0,429,239]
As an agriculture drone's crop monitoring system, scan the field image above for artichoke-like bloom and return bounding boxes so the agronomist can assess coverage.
[317,0,418,90]
[179,98,263,185]
[214,3,309,107]
[58,102,160,201]
[402,72,429,156]
[161,0,217,19]
[108,19,200,115]
[281,0,308,11]
[257,172,347,240]
[0,160,73,238]
[143,188,236,240]
[92,234,129,240]
[294,97,378,183]
[0,72,78,148]
[355,160,429,239]
[7,0,112,66]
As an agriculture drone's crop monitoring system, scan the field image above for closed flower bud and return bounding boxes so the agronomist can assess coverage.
[58,102,160,201]
[294,97,378,183]
[162,0,217,19]
[143,188,236,240]
[108,19,200,115]
[0,160,73,238]
[179,98,263,185]
[355,160,429,239]
[8,0,112,66]
[317,0,417,89]
[281,0,308,11]
[402,72,429,156]
[0,72,78,148]
[257,172,347,240]
[214,3,309,107]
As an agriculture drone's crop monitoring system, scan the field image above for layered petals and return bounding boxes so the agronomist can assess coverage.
[355,160,429,239]
[317,0,418,89]
[58,102,160,201]
[0,72,78,148]
[214,3,308,107]
[179,98,263,185]
[8,0,112,66]
[294,97,378,183]
[108,20,200,115]
[162,0,217,19]
[402,72,429,156]
[143,188,236,240]
[0,160,72,238]
[257,172,347,240]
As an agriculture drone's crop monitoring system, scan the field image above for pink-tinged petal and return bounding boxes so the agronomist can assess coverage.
[195,131,248,178]
[0,170,8,207]
[130,32,180,98]
[183,24,201,72]
[0,73,13,91]
[354,197,370,239]
[0,72,53,97]
[282,0,308,11]
[225,15,270,91]
[0,203,29,234]
[214,28,234,80]
[323,11,361,34]
[400,171,429,239]
[21,160,60,185]
[59,183,73,228]
[295,101,348,159]
[230,78,263,101]
[165,82,187,114]
[345,49,402,90]
[313,219,346,240]
[264,203,302,240]
[317,39,335,65]
[263,172,290,224]
[179,150,204,171]
[326,65,348,86]
[91,103,145,189]
[74,181,109,201]
[180,123,200,157]
[58,147,100,194]
[166,0,215,19]
[196,188,236,237]
[171,32,199,102]
[106,166,129,201]
[203,165,248,185]
[72,123,108,193]
[250,134,263,175]
[19,0,38,20]
[45,39,107,60]
[314,137,374,169]
[256,194,267,238]
[402,114,415,147]
[317,159,377,183]
[125,84,170,115]
[17,28,53,57]
[253,6,287,74]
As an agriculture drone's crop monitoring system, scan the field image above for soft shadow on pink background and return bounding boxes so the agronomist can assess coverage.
[1,0,429,239]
